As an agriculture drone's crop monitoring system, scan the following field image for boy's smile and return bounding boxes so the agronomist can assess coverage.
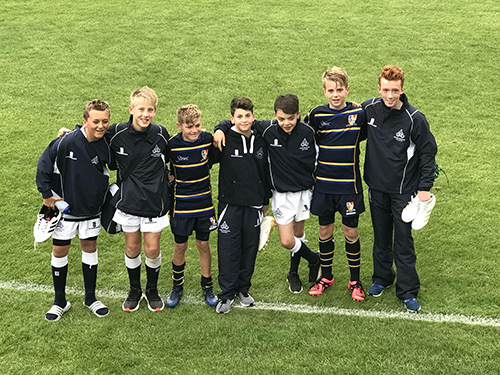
[83,110,110,142]
[275,109,300,133]
[129,99,156,131]
[177,119,202,142]
[378,78,404,109]
[231,108,255,137]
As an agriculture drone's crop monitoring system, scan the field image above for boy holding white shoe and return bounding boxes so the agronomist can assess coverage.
[36,99,112,321]
[362,65,437,312]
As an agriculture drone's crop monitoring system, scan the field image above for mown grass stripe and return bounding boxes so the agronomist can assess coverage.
[2,280,499,327]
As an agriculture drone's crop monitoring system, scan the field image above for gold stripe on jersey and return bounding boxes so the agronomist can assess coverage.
[317,127,360,134]
[319,145,356,150]
[169,142,212,152]
[314,108,363,117]
[176,175,210,184]
[172,159,209,169]
[317,176,355,183]
[175,190,212,199]
[174,206,215,215]
[318,161,354,167]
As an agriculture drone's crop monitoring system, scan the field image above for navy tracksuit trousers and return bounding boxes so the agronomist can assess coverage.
[217,203,261,301]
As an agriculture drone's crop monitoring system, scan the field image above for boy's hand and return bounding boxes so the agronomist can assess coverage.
[43,196,63,210]
[213,129,226,151]
[58,127,71,138]
[351,101,361,108]
[168,173,175,184]
[417,190,431,202]
[262,204,270,216]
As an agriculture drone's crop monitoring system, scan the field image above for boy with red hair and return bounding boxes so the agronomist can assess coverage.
[363,65,437,312]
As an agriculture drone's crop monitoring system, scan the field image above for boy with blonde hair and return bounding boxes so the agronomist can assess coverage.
[107,86,171,312]
[304,67,368,301]
[164,104,218,308]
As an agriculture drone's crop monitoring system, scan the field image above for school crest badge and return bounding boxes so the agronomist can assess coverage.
[348,114,357,126]
[346,201,356,215]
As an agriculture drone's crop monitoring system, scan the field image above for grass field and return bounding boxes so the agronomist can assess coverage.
[1,0,500,374]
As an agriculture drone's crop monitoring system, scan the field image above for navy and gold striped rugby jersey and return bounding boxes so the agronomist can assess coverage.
[168,131,215,218]
[304,103,367,195]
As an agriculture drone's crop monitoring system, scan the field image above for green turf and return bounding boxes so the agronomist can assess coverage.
[1,0,499,374]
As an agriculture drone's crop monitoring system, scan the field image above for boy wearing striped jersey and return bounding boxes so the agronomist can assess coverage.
[165,104,218,308]
[36,99,111,321]
[304,67,367,301]
[213,94,320,294]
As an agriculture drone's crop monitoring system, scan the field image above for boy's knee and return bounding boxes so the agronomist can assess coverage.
[343,226,359,242]
[144,247,160,259]
[280,237,295,250]
[197,240,210,254]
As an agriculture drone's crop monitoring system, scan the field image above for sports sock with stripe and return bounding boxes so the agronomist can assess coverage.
[125,253,142,291]
[319,235,334,280]
[82,250,98,305]
[288,237,302,273]
[172,261,185,288]
[345,236,361,281]
[201,275,213,290]
[51,254,68,307]
[145,253,161,290]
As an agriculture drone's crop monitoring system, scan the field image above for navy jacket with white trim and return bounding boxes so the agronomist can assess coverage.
[36,126,110,217]
[362,94,437,194]
[106,117,171,217]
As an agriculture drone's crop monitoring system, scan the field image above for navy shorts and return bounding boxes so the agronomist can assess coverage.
[170,214,217,241]
[311,191,364,227]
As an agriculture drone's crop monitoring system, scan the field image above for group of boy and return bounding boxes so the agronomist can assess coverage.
[35,64,437,321]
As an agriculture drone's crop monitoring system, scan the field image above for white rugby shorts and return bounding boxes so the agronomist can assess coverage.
[113,209,170,233]
[52,217,101,240]
[271,189,312,225]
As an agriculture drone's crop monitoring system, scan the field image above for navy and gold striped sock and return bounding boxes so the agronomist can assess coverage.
[172,261,185,288]
[201,275,213,290]
[319,235,334,280]
[345,236,360,281]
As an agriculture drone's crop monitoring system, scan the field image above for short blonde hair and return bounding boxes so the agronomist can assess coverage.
[130,86,158,109]
[177,104,201,124]
[322,67,348,88]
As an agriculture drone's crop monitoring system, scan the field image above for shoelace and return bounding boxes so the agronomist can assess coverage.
[351,281,363,289]
[314,279,331,289]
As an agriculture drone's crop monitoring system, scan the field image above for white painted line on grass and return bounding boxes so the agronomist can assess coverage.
[2,280,500,327]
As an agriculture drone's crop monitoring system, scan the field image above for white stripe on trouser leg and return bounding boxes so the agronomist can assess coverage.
[218,204,229,223]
